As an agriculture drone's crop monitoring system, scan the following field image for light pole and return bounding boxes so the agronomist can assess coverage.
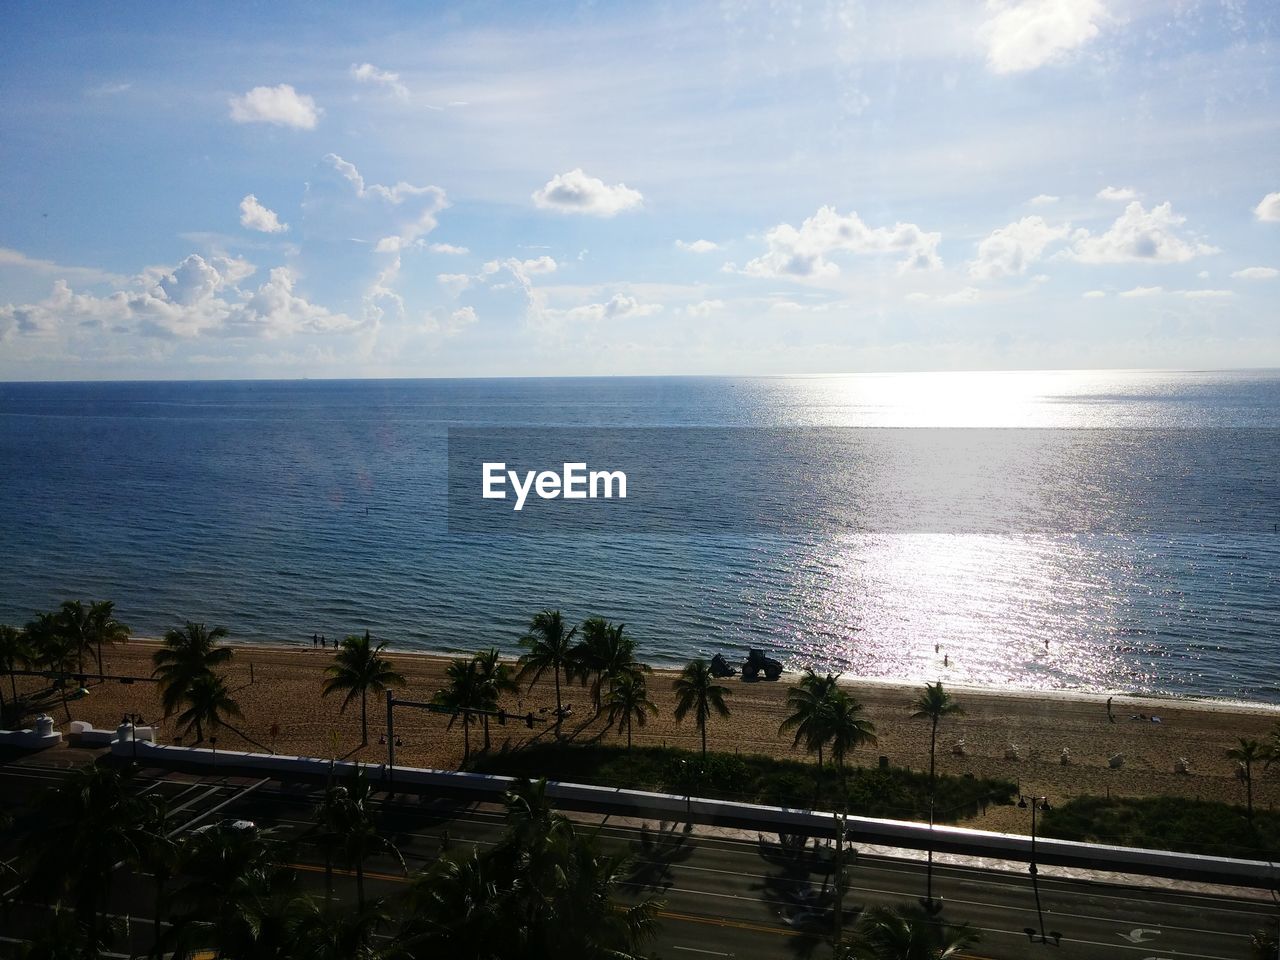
[679,759,692,829]
[1018,794,1061,946]
[122,712,145,766]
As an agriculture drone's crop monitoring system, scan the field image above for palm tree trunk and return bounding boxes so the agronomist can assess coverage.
[361,690,368,745]
[627,717,633,750]
[929,716,938,784]
[195,717,204,743]
[554,666,563,736]
[96,640,104,678]
[462,716,470,764]
[8,671,16,703]
[1246,763,1254,818]
[60,685,71,722]
[483,714,491,752]
[700,721,707,761]
[356,859,365,910]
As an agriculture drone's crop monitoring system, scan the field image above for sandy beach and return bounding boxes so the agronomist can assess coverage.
[10,639,1278,834]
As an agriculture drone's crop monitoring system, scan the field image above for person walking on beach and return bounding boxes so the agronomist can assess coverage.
[1106,696,1115,723]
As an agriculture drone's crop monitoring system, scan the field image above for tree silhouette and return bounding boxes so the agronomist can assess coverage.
[322,630,405,745]
[672,658,731,763]
[517,610,577,736]
[605,670,657,749]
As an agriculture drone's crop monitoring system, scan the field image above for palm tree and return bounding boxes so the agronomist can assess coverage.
[841,904,979,959]
[572,617,647,715]
[85,599,129,678]
[322,630,405,745]
[55,600,93,677]
[324,773,405,910]
[175,671,242,744]
[517,609,577,735]
[604,670,657,749]
[827,690,878,777]
[673,658,731,763]
[1227,737,1266,819]
[912,682,964,787]
[912,681,963,912]
[780,670,841,770]
[0,623,31,711]
[289,896,391,960]
[20,765,166,948]
[431,657,486,763]
[474,647,518,751]
[152,621,233,722]
[28,611,78,721]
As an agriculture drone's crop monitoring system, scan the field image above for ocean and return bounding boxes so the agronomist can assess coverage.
[0,370,1277,703]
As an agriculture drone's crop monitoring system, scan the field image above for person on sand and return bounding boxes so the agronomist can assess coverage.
[1107,696,1115,723]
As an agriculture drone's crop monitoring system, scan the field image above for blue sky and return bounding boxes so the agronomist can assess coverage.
[1,0,1277,379]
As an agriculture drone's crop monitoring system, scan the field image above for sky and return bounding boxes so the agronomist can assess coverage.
[0,0,1278,380]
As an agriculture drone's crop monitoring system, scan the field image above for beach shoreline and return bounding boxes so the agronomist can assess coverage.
[11,637,1278,835]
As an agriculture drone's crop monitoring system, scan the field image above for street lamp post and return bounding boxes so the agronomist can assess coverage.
[122,712,144,766]
[1018,794,1061,946]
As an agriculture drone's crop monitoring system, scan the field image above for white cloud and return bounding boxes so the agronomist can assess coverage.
[324,155,448,254]
[1097,185,1138,202]
[428,243,469,255]
[324,154,442,206]
[685,299,725,317]
[1082,289,1106,298]
[676,239,719,253]
[0,254,353,341]
[1067,202,1218,264]
[228,84,320,129]
[1028,194,1060,206]
[1255,192,1280,222]
[1118,285,1163,297]
[743,206,942,279]
[423,305,477,335]
[239,194,289,234]
[1232,266,1278,280]
[565,294,662,321]
[532,169,643,216]
[437,273,472,297]
[0,247,123,285]
[86,82,131,96]
[981,0,1105,74]
[970,215,1068,279]
[1182,289,1233,299]
[350,63,408,99]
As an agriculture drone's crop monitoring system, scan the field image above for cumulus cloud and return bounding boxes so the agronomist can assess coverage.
[743,206,942,279]
[437,273,472,297]
[970,215,1068,279]
[1028,194,1060,206]
[685,299,725,317]
[323,155,449,253]
[1118,285,1163,297]
[239,194,289,233]
[423,305,477,336]
[1232,266,1278,280]
[676,239,719,253]
[564,294,662,321]
[981,0,1105,73]
[532,169,643,216]
[428,243,469,255]
[1067,202,1218,264]
[0,254,353,341]
[1255,192,1280,222]
[350,62,408,99]
[228,84,320,129]
[1097,185,1138,202]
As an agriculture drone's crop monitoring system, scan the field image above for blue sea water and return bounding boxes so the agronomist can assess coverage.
[0,370,1277,702]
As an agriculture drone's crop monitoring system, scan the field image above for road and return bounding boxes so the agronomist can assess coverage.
[1,752,1276,959]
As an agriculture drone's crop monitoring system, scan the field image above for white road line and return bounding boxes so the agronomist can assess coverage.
[672,946,734,956]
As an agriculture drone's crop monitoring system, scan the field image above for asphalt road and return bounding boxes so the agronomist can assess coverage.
[1,754,1276,959]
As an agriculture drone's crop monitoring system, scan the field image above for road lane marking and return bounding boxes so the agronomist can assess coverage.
[672,947,733,956]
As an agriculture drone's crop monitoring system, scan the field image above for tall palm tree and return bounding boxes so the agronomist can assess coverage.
[152,621,234,722]
[841,904,979,960]
[673,658,731,763]
[517,609,577,735]
[175,671,242,744]
[0,623,31,711]
[912,681,963,911]
[28,611,78,721]
[474,647,518,751]
[431,657,487,763]
[572,617,647,715]
[1227,737,1266,819]
[912,682,964,788]
[289,896,391,960]
[324,773,405,910]
[604,670,657,749]
[780,670,841,770]
[322,630,405,745]
[85,599,129,678]
[55,600,93,677]
[827,690,878,777]
[20,765,166,948]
